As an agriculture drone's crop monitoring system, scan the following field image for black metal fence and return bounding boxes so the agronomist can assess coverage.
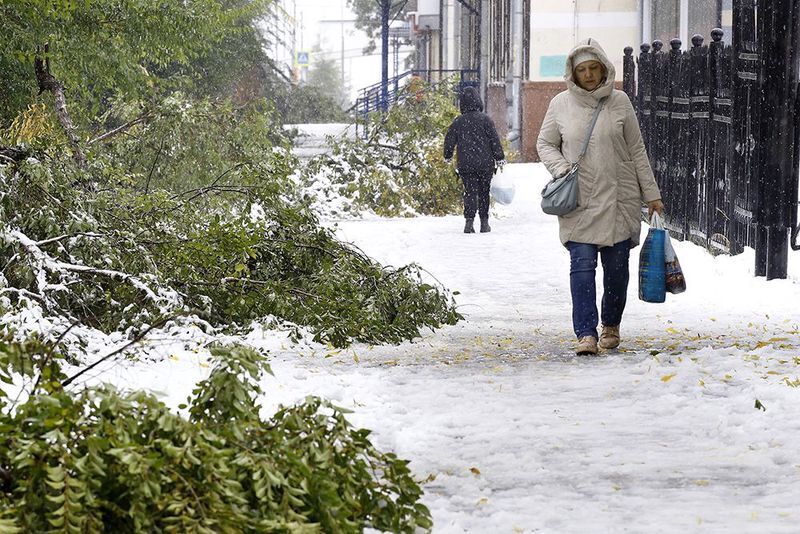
[623,0,800,279]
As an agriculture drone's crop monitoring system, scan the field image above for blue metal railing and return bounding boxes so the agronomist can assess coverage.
[354,69,480,137]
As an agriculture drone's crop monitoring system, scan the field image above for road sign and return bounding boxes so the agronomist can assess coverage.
[296,51,310,66]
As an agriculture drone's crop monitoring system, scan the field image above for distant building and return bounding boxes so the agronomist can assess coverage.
[262,0,297,83]
[407,0,728,161]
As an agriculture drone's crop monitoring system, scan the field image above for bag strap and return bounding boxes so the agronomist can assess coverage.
[575,97,608,166]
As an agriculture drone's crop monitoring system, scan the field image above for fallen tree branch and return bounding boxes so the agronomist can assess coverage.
[61,315,173,388]
[0,287,47,305]
[5,228,174,307]
[0,146,29,163]
[33,232,104,248]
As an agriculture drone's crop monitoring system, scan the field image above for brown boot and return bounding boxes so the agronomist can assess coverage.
[599,325,620,350]
[576,335,598,355]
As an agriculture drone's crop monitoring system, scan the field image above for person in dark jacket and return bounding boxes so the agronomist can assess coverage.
[444,86,506,233]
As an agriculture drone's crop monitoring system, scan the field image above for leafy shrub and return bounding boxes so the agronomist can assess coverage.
[0,337,433,532]
[300,80,462,218]
[0,143,460,347]
[96,95,290,193]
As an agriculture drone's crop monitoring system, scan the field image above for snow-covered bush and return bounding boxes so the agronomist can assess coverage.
[0,147,460,347]
[300,80,463,218]
[0,337,432,532]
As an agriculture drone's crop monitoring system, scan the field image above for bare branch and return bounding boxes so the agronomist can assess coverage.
[62,315,173,388]
[88,113,150,145]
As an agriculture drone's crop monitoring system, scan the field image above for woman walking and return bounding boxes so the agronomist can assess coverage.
[444,86,506,233]
[537,38,664,355]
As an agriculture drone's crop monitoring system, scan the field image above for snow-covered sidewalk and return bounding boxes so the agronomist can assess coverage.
[261,163,800,533]
[25,163,799,532]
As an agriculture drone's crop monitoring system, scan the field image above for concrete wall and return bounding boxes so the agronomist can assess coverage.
[521,81,623,163]
[485,83,508,143]
[520,82,564,163]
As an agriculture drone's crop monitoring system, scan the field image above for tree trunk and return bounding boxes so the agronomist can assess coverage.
[34,45,87,169]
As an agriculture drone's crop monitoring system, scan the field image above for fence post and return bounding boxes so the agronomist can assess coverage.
[755,0,800,279]
[651,40,667,215]
[666,38,688,238]
[623,46,636,103]
[708,28,734,253]
[638,43,653,149]
[688,34,711,244]
[731,0,760,262]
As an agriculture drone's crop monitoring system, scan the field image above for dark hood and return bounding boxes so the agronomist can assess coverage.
[459,86,483,113]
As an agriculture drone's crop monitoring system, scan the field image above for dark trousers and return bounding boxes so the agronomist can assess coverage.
[566,240,631,339]
[460,171,492,219]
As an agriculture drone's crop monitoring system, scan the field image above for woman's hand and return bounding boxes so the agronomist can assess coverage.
[647,199,665,218]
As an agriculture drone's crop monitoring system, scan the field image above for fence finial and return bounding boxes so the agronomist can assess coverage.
[641,43,651,53]
[670,38,682,51]
[624,46,633,56]
[711,28,724,42]
[692,34,704,47]
[652,40,664,52]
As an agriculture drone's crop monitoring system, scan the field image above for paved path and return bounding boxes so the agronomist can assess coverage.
[262,165,800,533]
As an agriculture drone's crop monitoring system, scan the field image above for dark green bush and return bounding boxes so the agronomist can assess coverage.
[0,337,432,532]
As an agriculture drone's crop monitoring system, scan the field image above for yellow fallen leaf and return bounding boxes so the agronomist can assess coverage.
[470,467,481,476]
[169,355,179,361]
[353,352,360,363]
[661,373,676,382]
[695,479,710,486]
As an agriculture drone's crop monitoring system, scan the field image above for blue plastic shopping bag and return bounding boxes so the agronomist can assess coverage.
[639,212,667,303]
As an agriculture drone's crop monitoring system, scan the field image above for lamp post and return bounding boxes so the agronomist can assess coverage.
[381,0,390,111]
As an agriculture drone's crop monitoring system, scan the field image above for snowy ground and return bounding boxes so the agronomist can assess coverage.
[285,122,355,160]
[9,163,800,532]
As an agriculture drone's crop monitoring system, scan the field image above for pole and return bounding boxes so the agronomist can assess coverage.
[340,0,345,88]
[381,0,390,112]
[756,0,798,279]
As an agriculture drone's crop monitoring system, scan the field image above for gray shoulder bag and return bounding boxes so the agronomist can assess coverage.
[540,97,607,216]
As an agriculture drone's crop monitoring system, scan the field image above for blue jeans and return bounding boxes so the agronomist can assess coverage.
[566,240,631,339]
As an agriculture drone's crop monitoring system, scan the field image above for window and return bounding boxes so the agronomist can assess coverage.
[689,2,719,41]
[645,0,723,47]
[652,0,679,43]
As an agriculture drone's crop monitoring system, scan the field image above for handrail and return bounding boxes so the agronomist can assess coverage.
[354,68,481,137]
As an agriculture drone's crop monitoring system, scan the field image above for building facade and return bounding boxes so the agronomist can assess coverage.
[409,0,728,161]
[262,0,297,83]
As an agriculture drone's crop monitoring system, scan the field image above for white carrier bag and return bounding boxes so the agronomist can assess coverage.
[490,164,515,205]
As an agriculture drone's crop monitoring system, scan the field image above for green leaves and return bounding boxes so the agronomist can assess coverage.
[0,0,273,126]
[0,342,432,531]
[303,80,464,218]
